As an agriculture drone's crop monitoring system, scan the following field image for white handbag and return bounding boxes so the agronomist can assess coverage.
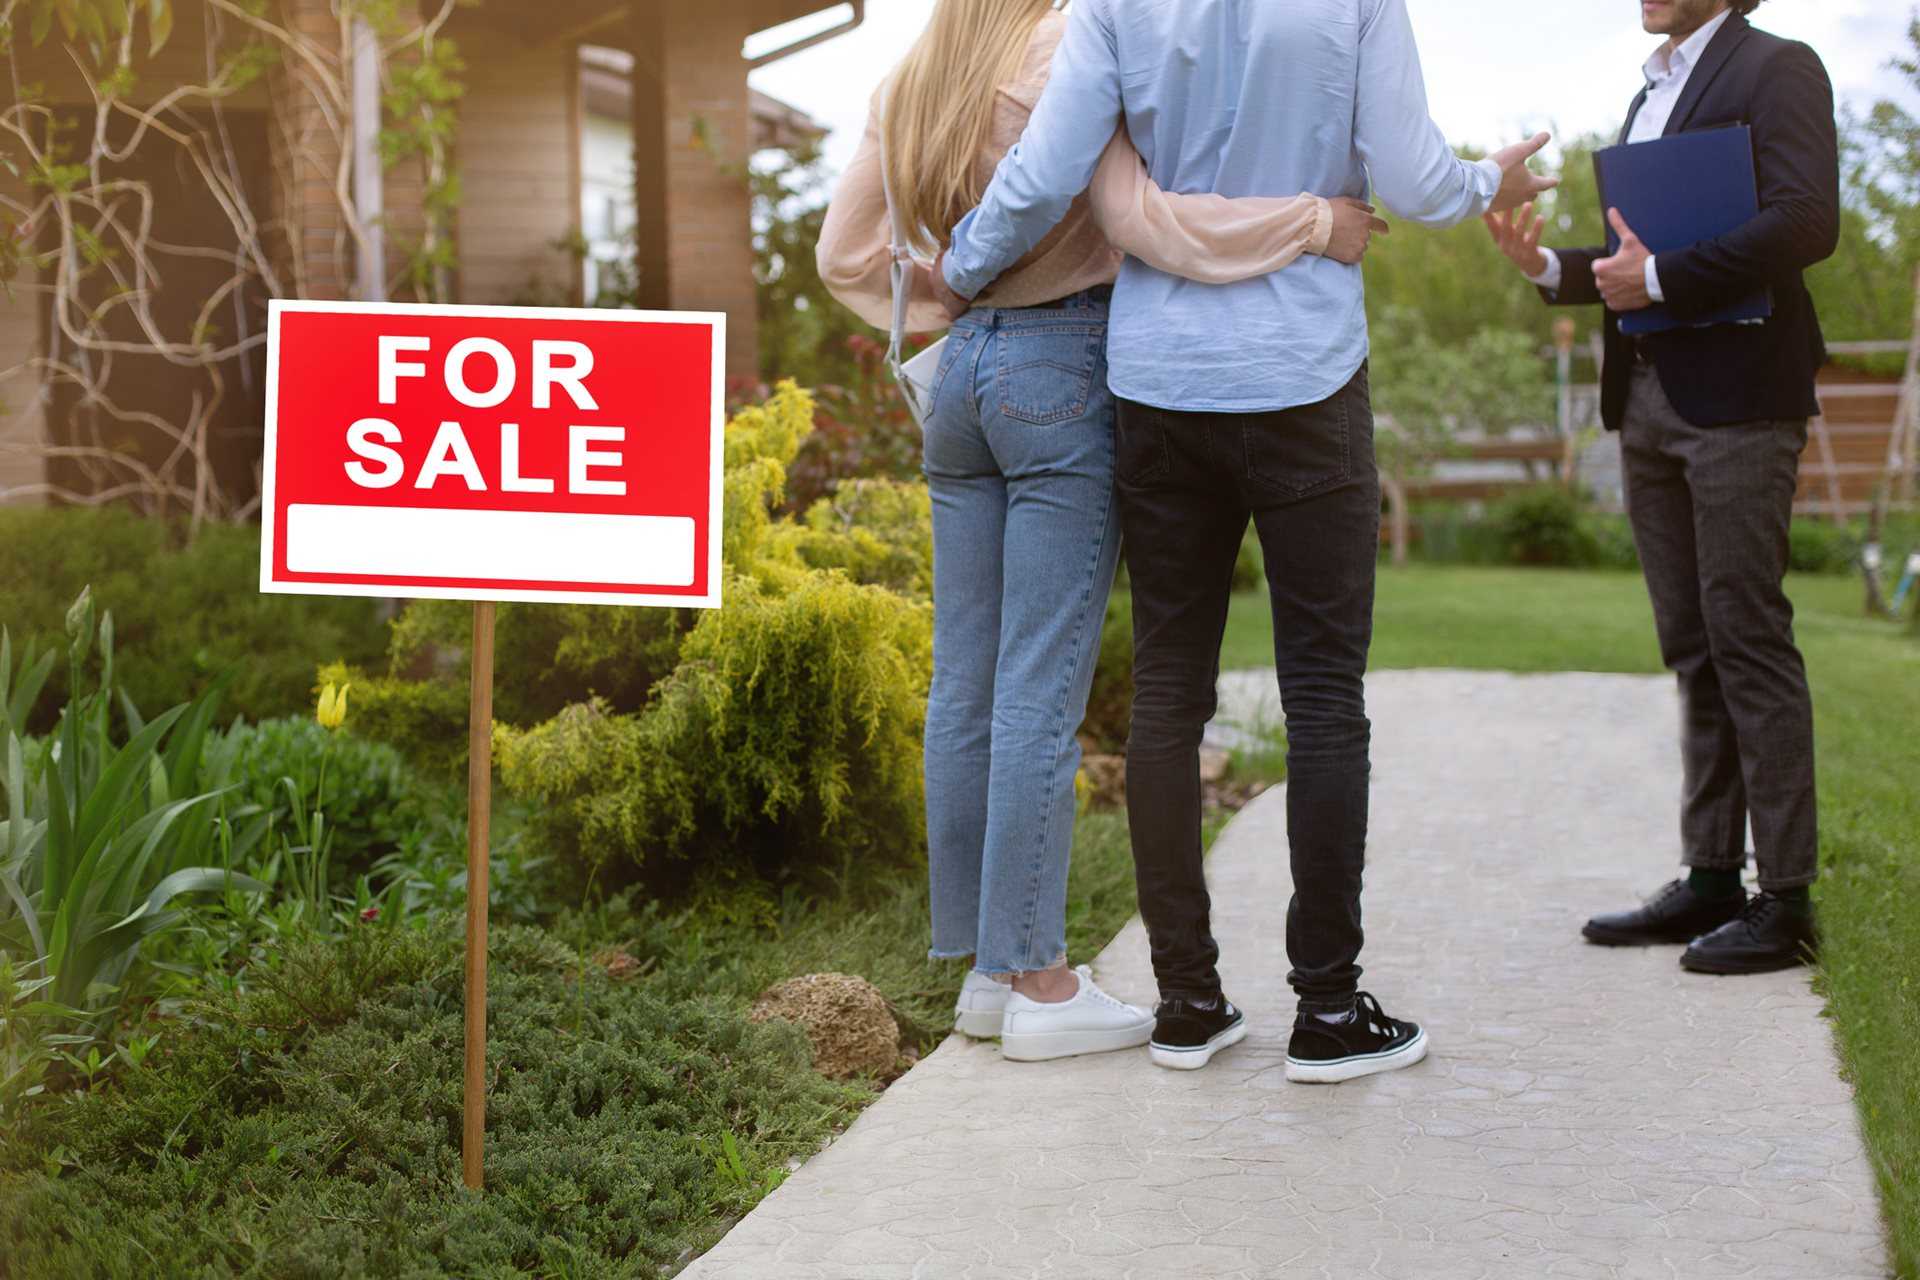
[875,97,948,427]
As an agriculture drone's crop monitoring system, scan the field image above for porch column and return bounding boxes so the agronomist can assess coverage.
[659,0,759,382]
[629,0,674,311]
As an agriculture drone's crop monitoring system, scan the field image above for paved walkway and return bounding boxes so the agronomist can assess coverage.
[684,671,1887,1279]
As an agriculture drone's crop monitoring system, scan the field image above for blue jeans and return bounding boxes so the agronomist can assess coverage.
[922,287,1121,976]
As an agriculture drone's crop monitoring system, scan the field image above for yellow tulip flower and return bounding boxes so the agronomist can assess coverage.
[316,682,350,731]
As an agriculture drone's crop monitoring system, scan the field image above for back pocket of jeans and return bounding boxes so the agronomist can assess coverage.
[1245,381,1355,498]
[996,326,1103,426]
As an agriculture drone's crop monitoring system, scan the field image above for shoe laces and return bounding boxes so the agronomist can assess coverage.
[1353,991,1399,1039]
[1647,878,1691,908]
[1072,965,1135,1012]
[1736,892,1785,929]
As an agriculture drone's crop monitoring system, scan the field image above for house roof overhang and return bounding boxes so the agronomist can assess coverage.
[468,0,861,53]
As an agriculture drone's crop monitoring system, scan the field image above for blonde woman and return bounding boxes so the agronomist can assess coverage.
[817,0,1381,1062]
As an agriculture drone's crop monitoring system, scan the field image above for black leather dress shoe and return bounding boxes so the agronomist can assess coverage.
[1681,893,1818,974]
[1582,878,1746,946]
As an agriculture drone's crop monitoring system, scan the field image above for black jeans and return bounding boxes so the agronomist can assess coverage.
[1620,363,1818,891]
[1115,367,1378,1014]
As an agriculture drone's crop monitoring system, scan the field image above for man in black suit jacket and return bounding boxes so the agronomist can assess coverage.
[1487,0,1840,974]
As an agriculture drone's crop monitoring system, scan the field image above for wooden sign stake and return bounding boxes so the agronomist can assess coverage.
[462,600,496,1191]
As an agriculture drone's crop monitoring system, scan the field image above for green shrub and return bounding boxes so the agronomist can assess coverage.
[0,924,864,1277]
[498,570,931,894]
[1486,486,1599,567]
[1404,502,1501,566]
[1082,593,1134,753]
[1583,512,1641,571]
[0,507,386,731]
[783,478,935,598]
[1231,525,1265,593]
[387,599,692,727]
[316,660,471,778]
[1789,518,1862,575]
[216,717,435,874]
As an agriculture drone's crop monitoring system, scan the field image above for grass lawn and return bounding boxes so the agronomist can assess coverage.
[1221,564,1669,674]
[1224,564,1920,1274]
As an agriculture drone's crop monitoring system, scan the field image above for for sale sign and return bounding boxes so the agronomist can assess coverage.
[260,300,725,609]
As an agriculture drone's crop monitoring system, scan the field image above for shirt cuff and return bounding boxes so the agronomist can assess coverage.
[941,215,989,300]
[1473,158,1502,210]
[1644,254,1665,304]
[1307,197,1333,257]
[1525,248,1563,293]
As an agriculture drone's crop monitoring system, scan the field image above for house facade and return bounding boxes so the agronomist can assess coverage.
[0,0,856,507]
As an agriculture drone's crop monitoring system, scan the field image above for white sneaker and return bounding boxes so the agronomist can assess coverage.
[954,971,1011,1039]
[1000,966,1154,1062]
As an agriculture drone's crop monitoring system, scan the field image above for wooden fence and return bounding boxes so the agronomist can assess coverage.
[1395,343,1914,519]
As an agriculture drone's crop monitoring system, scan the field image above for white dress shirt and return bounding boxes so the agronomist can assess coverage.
[1527,8,1734,301]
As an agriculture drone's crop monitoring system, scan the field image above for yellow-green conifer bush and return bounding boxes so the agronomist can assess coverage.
[478,381,934,893]
[497,569,929,889]
[781,478,935,599]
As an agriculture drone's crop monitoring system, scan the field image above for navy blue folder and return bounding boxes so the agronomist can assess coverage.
[1593,125,1771,336]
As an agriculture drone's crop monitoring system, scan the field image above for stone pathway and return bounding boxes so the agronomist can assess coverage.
[682,671,1887,1279]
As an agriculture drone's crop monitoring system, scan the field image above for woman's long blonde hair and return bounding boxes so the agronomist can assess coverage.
[882,0,1057,258]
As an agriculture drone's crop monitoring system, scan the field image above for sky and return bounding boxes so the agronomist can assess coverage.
[745,0,1920,179]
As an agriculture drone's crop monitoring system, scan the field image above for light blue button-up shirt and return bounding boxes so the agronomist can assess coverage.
[943,0,1503,413]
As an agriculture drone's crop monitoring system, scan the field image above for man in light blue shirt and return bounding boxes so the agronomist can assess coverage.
[937,0,1557,1081]
[941,0,1554,411]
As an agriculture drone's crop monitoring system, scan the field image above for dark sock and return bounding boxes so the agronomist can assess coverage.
[1771,885,1813,913]
[1688,867,1744,900]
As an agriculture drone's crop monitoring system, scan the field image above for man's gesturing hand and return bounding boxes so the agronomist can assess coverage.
[1488,132,1559,215]
[1593,208,1654,312]
[1483,201,1549,277]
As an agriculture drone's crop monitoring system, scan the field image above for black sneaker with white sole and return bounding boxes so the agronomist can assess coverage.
[1148,995,1247,1070]
[1285,991,1428,1084]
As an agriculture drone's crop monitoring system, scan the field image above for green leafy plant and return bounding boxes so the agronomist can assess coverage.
[215,716,431,876]
[0,954,91,1118]
[0,590,265,1042]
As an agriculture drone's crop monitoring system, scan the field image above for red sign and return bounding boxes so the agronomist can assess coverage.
[260,301,725,609]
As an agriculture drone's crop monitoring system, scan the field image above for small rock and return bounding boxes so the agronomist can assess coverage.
[750,973,900,1080]
[594,947,643,980]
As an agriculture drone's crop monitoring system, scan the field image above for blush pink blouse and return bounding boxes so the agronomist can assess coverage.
[818,11,1335,334]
